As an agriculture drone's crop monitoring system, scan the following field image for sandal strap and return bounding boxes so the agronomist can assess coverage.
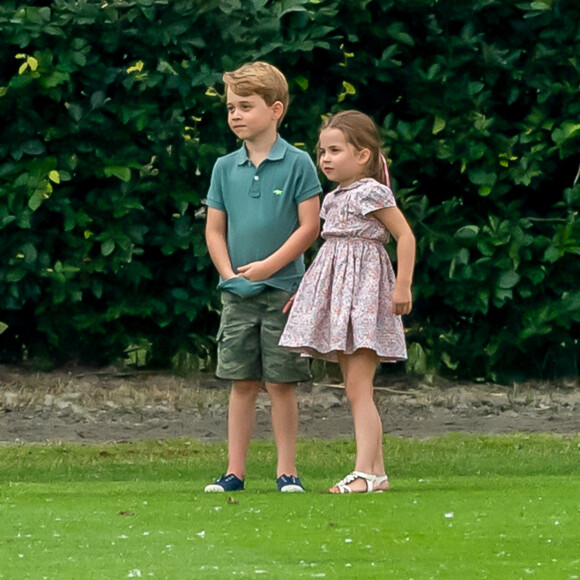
[335,482,353,493]
[335,471,377,493]
[352,471,377,492]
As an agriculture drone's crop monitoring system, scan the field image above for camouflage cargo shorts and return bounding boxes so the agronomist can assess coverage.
[216,288,311,383]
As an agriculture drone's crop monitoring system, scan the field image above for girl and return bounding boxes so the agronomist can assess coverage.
[279,110,415,493]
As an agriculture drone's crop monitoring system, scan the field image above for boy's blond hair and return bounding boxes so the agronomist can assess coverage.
[223,61,289,125]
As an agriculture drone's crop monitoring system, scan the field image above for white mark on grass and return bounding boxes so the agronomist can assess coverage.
[197,530,206,538]
[444,512,454,519]
[127,570,142,578]
[345,538,352,543]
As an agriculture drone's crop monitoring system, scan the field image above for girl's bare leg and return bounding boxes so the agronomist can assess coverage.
[330,349,389,493]
[226,380,260,480]
[266,382,299,477]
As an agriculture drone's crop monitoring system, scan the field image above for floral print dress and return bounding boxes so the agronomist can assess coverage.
[279,178,407,362]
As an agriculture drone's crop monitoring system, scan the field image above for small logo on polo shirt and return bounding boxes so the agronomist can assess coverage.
[273,189,283,196]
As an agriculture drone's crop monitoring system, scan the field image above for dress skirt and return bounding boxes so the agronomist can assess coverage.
[279,236,407,363]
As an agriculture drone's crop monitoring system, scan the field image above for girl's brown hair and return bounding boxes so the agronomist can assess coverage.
[319,110,389,186]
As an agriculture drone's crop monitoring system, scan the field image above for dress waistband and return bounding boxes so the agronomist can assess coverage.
[323,235,386,246]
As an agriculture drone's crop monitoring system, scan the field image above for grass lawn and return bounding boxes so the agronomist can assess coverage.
[1,434,579,579]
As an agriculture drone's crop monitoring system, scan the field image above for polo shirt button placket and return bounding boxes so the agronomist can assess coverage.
[250,173,261,198]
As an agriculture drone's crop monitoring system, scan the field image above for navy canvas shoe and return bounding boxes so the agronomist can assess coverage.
[204,473,245,493]
[277,474,305,493]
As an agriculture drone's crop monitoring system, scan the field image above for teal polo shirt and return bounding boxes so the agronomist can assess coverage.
[206,136,321,293]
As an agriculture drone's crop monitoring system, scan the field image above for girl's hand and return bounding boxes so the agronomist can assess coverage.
[392,285,413,315]
[282,294,296,314]
[237,261,272,281]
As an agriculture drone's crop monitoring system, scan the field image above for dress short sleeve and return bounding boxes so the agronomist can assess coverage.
[319,191,332,221]
[358,182,396,216]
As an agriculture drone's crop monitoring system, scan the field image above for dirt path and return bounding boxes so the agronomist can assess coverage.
[1,366,579,444]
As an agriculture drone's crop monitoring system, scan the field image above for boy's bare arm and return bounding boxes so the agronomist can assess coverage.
[205,207,237,280]
[237,195,321,281]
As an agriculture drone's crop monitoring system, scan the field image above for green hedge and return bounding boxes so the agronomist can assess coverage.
[1,0,579,380]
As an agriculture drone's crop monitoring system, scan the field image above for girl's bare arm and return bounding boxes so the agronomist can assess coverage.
[372,206,416,315]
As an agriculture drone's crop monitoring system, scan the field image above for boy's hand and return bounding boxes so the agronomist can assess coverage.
[392,285,413,315]
[236,261,272,282]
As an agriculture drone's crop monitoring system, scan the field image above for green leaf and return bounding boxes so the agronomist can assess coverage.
[432,116,446,135]
[387,24,415,46]
[497,271,520,289]
[104,166,132,182]
[90,91,107,109]
[551,122,580,147]
[467,168,497,187]
[22,140,46,156]
[22,243,38,264]
[454,225,479,240]
[6,267,27,282]
[28,190,45,211]
[67,103,83,123]
[294,75,309,91]
[101,239,116,256]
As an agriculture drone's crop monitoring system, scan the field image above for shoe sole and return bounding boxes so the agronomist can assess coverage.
[204,485,226,492]
[279,485,305,493]
[204,484,245,492]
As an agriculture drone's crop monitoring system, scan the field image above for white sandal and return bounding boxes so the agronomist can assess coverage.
[374,474,389,492]
[332,471,389,494]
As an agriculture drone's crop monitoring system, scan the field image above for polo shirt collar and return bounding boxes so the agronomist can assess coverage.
[235,135,288,165]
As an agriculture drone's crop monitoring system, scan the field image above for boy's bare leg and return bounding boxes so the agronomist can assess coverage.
[265,382,298,477]
[226,380,261,480]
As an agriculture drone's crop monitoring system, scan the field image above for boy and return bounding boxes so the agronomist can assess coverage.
[204,62,321,492]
